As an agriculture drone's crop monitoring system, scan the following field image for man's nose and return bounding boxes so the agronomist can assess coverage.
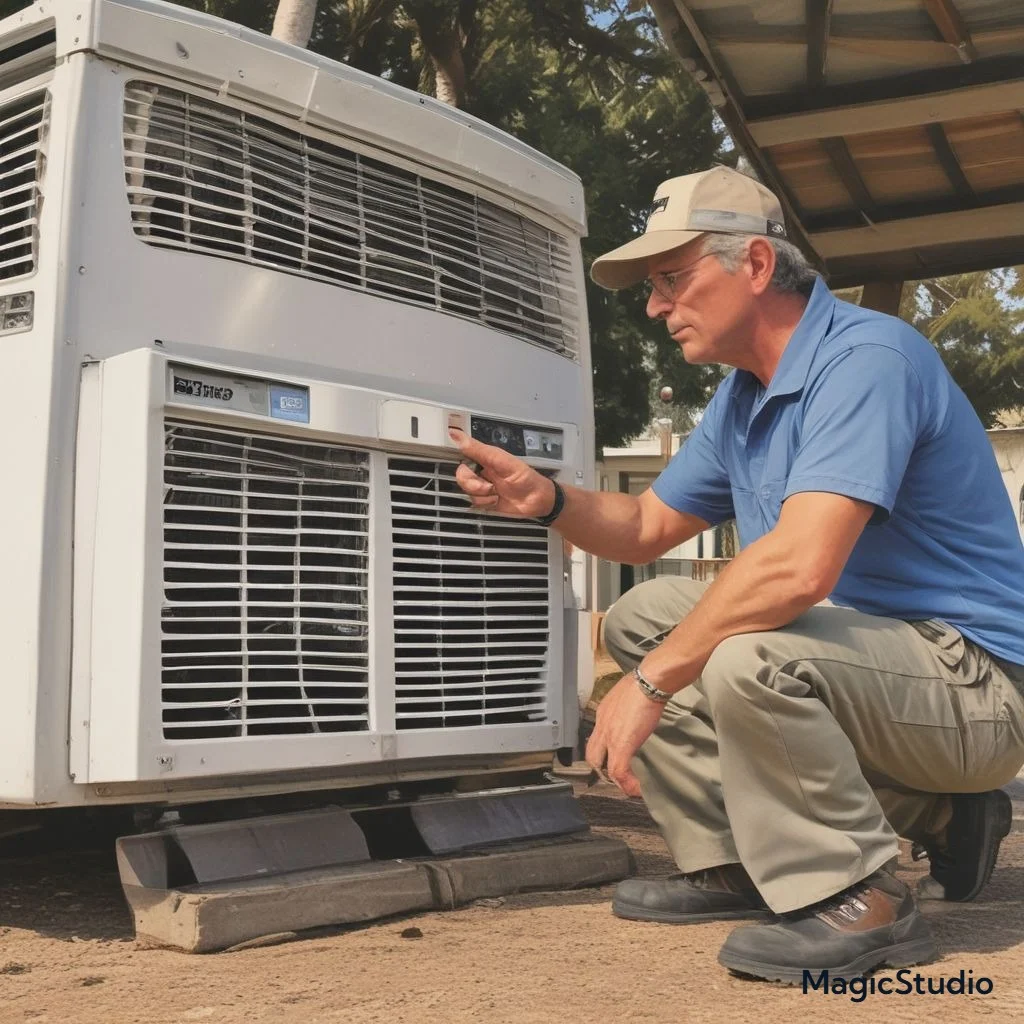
[646,288,670,320]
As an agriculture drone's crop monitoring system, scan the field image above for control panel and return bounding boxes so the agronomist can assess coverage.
[470,416,564,460]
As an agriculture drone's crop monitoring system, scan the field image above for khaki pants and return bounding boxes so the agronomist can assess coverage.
[604,577,1024,913]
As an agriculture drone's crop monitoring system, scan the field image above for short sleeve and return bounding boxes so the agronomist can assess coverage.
[784,345,925,520]
[652,387,735,526]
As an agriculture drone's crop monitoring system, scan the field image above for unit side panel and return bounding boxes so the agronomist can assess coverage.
[0,59,77,802]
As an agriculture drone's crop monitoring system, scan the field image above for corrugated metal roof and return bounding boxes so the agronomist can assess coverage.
[649,0,1024,286]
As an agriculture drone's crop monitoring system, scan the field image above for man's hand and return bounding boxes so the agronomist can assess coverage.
[449,428,558,518]
[585,674,666,797]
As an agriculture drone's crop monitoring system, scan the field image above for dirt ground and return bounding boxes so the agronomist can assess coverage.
[3,644,1023,1023]
[2,778,1024,1024]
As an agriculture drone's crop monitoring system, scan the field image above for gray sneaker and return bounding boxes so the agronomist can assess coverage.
[613,864,770,924]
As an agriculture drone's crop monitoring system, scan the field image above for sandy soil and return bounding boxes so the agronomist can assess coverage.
[2,781,1024,1024]
[1,641,1021,1022]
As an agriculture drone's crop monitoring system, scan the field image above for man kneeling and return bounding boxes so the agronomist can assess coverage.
[451,166,1024,984]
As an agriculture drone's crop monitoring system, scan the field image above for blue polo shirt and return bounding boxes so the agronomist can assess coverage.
[653,277,1024,664]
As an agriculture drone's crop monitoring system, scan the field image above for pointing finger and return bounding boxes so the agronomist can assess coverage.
[448,428,520,474]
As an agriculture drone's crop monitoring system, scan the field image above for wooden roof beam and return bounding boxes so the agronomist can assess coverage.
[806,1,833,92]
[925,122,975,202]
[820,137,878,221]
[923,0,978,64]
[810,201,1024,257]
[749,78,1024,145]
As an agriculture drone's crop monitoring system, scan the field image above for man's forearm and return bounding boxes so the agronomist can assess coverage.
[549,485,654,563]
[637,531,823,693]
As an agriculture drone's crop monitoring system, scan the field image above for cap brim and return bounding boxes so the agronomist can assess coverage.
[589,230,705,290]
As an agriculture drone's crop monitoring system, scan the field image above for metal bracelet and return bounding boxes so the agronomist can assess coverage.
[633,666,672,703]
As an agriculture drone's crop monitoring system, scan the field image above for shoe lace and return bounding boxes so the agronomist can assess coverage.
[789,882,871,923]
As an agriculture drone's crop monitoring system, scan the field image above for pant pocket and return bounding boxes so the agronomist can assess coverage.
[957,718,1024,789]
[946,663,1024,786]
[908,618,989,683]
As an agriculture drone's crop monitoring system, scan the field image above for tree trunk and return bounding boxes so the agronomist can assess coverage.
[403,1,477,108]
[431,44,466,106]
[272,0,318,48]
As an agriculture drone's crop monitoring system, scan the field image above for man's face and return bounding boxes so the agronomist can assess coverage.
[644,237,758,367]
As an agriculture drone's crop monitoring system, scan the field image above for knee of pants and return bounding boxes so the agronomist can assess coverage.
[701,633,770,707]
[603,577,693,670]
[602,587,646,671]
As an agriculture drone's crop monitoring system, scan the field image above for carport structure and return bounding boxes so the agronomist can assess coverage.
[647,1,1024,312]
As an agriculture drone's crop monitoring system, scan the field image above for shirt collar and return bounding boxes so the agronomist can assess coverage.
[732,276,836,403]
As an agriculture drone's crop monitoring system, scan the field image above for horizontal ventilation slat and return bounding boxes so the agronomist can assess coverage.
[0,90,48,282]
[162,421,371,740]
[0,29,56,94]
[394,641,546,651]
[393,703,545,722]
[163,650,368,663]
[389,456,551,730]
[392,585,548,596]
[395,668,544,680]
[124,83,579,358]
[392,521,549,540]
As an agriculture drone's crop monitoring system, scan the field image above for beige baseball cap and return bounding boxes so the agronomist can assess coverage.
[590,166,787,290]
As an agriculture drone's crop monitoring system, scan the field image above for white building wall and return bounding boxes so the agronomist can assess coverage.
[989,429,1024,538]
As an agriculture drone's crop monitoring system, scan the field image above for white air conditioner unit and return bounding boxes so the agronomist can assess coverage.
[70,349,570,783]
[0,0,595,809]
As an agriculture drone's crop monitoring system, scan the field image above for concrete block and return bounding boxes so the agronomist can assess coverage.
[126,860,436,953]
[425,834,634,908]
[115,789,633,953]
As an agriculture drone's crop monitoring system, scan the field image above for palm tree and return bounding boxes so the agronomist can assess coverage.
[272,0,318,46]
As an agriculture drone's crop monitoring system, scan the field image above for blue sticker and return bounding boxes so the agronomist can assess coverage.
[270,385,310,423]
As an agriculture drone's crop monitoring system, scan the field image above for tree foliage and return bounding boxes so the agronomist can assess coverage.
[902,270,1024,428]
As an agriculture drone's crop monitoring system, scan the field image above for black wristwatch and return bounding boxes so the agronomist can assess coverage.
[533,480,566,526]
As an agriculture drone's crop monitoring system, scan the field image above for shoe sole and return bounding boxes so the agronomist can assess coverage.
[717,934,939,986]
[612,899,770,924]
[945,790,1012,902]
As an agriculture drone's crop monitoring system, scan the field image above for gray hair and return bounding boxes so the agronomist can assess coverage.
[701,233,819,297]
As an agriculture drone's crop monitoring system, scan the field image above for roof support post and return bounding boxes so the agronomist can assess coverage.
[860,280,905,317]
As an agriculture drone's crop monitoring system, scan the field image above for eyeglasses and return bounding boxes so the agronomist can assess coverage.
[645,253,715,302]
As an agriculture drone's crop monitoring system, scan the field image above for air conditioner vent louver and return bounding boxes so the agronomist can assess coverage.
[124,83,580,358]
[0,90,48,281]
[389,457,550,730]
[162,422,371,739]
[0,27,56,93]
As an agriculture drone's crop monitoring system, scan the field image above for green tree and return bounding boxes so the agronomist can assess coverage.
[901,270,1024,427]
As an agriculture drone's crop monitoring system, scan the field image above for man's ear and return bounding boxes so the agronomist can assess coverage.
[746,237,776,296]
